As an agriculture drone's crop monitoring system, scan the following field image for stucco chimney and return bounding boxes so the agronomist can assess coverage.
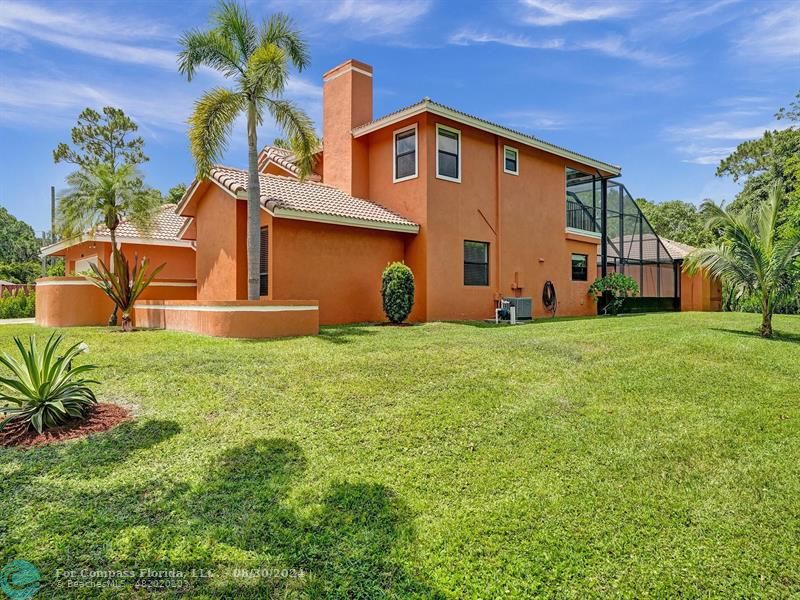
[322,59,373,197]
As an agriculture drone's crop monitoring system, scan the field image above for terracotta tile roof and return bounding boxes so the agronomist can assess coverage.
[352,98,620,175]
[96,204,188,241]
[660,238,696,260]
[257,144,322,181]
[209,165,418,230]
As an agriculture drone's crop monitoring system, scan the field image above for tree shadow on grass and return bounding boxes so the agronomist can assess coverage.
[186,439,442,598]
[710,327,800,345]
[6,437,442,598]
[317,324,379,345]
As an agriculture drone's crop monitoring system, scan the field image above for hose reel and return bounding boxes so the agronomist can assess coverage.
[542,280,557,317]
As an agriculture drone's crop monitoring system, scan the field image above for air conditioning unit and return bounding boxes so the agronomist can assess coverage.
[505,297,532,320]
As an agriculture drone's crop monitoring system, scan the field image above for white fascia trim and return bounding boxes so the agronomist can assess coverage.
[178,176,240,216]
[35,279,93,286]
[260,158,298,178]
[435,123,461,183]
[40,234,192,256]
[36,279,197,287]
[176,179,201,215]
[323,65,373,82]
[117,237,195,248]
[353,100,622,176]
[392,123,418,183]
[134,304,318,313]
[177,217,194,241]
[566,227,602,239]
[503,145,519,176]
[265,206,419,233]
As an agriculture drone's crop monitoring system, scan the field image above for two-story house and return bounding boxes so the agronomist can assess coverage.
[39,58,717,336]
[175,59,687,325]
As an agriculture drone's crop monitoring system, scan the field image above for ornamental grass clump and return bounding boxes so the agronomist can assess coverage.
[381,262,415,324]
[0,333,97,434]
[86,251,164,332]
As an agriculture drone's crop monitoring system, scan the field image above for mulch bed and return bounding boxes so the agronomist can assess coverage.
[0,403,131,448]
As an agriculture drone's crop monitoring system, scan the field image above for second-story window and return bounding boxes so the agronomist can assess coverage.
[504,146,519,175]
[393,125,417,182]
[436,125,461,182]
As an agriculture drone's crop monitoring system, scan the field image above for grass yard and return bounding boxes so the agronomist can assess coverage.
[1,312,799,598]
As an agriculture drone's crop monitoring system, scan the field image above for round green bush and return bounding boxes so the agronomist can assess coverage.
[381,262,415,323]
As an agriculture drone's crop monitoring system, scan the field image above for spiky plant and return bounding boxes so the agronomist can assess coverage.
[685,181,800,337]
[86,252,165,332]
[0,334,97,434]
[178,1,318,300]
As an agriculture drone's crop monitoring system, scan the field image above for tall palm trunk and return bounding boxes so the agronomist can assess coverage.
[246,103,261,300]
[107,227,119,326]
[760,294,773,338]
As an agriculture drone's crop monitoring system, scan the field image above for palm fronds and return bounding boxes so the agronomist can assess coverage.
[685,180,799,336]
[188,87,245,178]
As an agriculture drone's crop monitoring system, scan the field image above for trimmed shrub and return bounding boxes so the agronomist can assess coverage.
[381,262,415,324]
[588,273,639,315]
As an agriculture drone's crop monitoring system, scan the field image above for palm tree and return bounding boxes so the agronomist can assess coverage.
[178,1,318,300]
[57,162,161,325]
[685,181,800,337]
[57,163,160,253]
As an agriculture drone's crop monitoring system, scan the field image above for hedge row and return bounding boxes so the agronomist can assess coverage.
[0,289,35,319]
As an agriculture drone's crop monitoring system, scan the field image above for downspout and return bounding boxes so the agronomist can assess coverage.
[495,137,502,299]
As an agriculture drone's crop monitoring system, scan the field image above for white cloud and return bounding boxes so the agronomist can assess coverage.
[736,3,800,60]
[449,30,564,49]
[448,29,679,68]
[664,111,790,166]
[496,109,569,131]
[519,0,635,26]
[0,0,177,68]
[577,36,683,68]
[316,0,432,38]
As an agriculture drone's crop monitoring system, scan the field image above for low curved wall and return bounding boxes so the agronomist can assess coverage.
[35,277,198,327]
[134,300,319,338]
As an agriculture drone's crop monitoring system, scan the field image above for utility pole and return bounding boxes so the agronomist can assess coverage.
[40,186,56,277]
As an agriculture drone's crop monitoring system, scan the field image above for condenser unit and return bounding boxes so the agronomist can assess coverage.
[505,297,532,320]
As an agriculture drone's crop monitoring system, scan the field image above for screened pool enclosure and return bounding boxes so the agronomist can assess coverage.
[566,168,680,312]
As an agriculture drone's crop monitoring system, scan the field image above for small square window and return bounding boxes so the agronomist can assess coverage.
[504,146,518,175]
[464,240,489,286]
[394,126,417,182]
[436,126,460,182]
[571,253,588,281]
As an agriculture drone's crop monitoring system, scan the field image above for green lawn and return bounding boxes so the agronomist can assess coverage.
[1,312,799,598]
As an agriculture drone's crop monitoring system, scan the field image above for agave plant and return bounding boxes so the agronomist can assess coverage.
[86,251,164,332]
[0,334,97,434]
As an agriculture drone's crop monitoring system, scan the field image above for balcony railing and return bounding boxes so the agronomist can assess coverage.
[566,198,598,233]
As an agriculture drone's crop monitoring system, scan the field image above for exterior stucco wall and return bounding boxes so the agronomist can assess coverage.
[362,113,602,321]
[270,217,407,325]
[681,270,722,311]
[195,185,246,301]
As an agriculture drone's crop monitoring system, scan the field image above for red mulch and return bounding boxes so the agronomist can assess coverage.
[0,403,131,448]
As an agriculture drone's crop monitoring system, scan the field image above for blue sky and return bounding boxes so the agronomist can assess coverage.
[1,0,798,233]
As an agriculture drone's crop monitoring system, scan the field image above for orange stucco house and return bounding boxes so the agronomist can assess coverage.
[38,58,718,337]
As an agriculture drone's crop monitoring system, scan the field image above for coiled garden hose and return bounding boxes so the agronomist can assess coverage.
[542,280,557,317]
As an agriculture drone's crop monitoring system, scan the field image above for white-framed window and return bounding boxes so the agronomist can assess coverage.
[393,123,418,182]
[436,124,461,183]
[503,145,519,175]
